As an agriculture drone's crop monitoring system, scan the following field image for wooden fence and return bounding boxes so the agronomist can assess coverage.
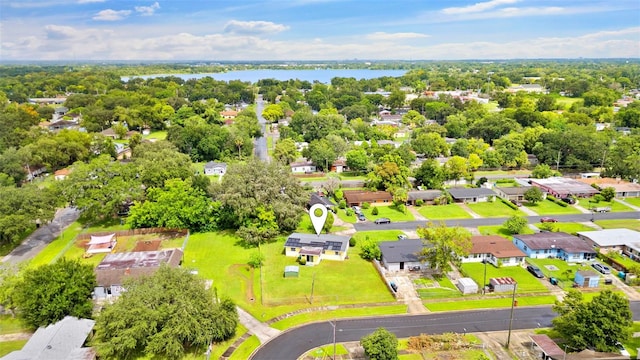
[76,227,188,240]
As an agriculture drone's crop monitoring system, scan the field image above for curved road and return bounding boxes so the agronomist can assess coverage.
[252,302,640,359]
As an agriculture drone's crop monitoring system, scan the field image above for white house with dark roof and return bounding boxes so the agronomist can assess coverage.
[379,239,431,271]
[577,229,640,258]
[284,233,351,265]
[407,190,442,205]
[448,187,496,203]
[512,232,596,262]
[290,160,316,174]
[204,161,227,176]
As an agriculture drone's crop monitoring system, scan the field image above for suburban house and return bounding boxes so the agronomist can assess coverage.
[407,190,443,205]
[220,110,238,119]
[493,186,536,202]
[309,193,336,212]
[448,187,496,203]
[284,233,351,265]
[378,239,429,271]
[575,177,640,198]
[290,160,316,174]
[54,168,71,181]
[48,119,79,131]
[462,235,526,267]
[2,316,95,360]
[94,248,183,288]
[204,161,227,176]
[343,190,392,207]
[529,177,600,198]
[330,159,347,173]
[577,229,640,258]
[512,232,596,262]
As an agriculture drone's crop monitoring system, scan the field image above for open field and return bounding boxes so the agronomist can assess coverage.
[524,199,581,215]
[418,204,472,220]
[270,305,407,330]
[467,201,524,218]
[425,295,556,311]
[477,225,534,238]
[352,230,405,243]
[361,205,415,222]
[555,97,583,109]
[579,197,634,212]
[459,263,549,294]
[594,219,640,231]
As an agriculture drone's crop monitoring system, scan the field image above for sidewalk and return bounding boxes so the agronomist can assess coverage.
[458,203,482,219]
[518,205,538,216]
[616,198,640,211]
[236,307,281,344]
[407,206,427,221]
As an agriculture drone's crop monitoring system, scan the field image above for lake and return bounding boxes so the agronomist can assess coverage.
[121,69,407,83]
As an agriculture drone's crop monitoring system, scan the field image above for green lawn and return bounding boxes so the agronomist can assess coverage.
[0,315,31,335]
[459,263,549,294]
[352,230,405,243]
[418,204,472,220]
[361,205,415,222]
[228,335,260,360]
[27,221,84,268]
[304,344,349,358]
[524,258,593,289]
[271,305,407,330]
[482,101,499,111]
[624,198,640,207]
[209,325,248,359]
[416,276,462,300]
[0,340,28,357]
[544,222,596,235]
[467,201,524,218]
[579,197,634,212]
[624,323,640,359]
[477,225,533,238]
[524,199,581,215]
[142,130,167,140]
[555,97,583,109]
[334,209,357,224]
[594,219,640,231]
[425,295,556,311]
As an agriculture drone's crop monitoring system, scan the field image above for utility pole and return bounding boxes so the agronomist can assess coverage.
[310,272,316,304]
[505,282,518,348]
[600,149,607,170]
[482,257,488,295]
[331,320,337,360]
[556,149,561,172]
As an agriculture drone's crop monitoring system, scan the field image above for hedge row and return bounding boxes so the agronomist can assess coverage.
[500,197,519,210]
[547,195,568,207]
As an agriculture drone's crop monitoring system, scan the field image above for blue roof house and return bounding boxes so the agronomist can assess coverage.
[512,232,596,262]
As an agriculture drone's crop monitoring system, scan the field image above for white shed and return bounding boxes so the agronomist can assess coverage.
[457,277,478,295]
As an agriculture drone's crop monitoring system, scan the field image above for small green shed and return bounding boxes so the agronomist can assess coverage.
[284,265,300,278]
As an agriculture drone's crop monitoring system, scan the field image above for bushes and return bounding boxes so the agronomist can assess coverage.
[339,199,346,209]
[415,199,424,207]
[362,202,371,209]
[500,197,518,210]
[372,207,379,216]
[547,195,568,207]
[345,208,354,216]
[349,237,356,247]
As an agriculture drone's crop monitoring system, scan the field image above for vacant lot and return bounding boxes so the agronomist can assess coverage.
[594,219,640,231]
[361,205,416,222]
[459,263,548,294]
[467,201,523,218]
[524,199,581,215]
[418,204,472,220]
[579,197,634,212]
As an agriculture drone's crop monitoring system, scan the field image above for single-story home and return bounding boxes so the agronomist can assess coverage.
[100,127,118,139]
[220,110,238,119]
[378,239,429,271]
[529,177,599,198]
[462,235,526,267]
[95,248,183,287]
[575,177,640,198]
[448,187,496,203]
[343,190,393,207]
[290,160,316,174]
[54,168,71,181]
[48,119,79,131]
[407,190,443,205]
[330,159,347,173]
[577,229,640,261]
[309,193,336,211]
[575,270,600,288]
[284,233,351,265]
[493,186,535,202]
[512,232,597,262]
[204,161,227,176]
[2,316,96,360]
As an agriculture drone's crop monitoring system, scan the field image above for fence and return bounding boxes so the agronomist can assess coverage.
[76,227,188,240]
[372,259,398,299]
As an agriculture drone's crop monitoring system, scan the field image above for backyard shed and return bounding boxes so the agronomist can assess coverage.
[457,277,478,295]
[489,277,517,293]
[574,270,600,288]
[284,265,299,278]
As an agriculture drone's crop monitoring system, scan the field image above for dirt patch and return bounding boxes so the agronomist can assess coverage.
[132,240,161,252]
[229,264,255,303]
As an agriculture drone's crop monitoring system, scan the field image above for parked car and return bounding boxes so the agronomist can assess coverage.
[510,199,522,207]
[527,265,545,278]
[374,218,391,224]
[357,213,366,221]
[351,206,362,214]
[592,262,611,274]
[562,197,576,204]
[408,265,421,271]
[540,217,558,223]
[398,234,408,240]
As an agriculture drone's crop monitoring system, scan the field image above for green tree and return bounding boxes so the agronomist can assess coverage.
[323,211,334,234]
[360,327,398,360]
[132,141,194,188]
[303,139,337,172]
[503,215,528,234]
[414,159,444,189]
[346,148,369,172]
[531,164,554,179]
[524,187,544,204]
[94,267,238,360]
[552,289,632,353]
[401,110,425,127]
[417,223,472,274]
[360,237,381,261]
[14,259,95,328]
[411,132,449,158]
[274,138,298,165]
[600,187,616,202]
[0,184,59,246]
[444,156,469,185]
[366,154,410,191]
[261,103,284,122]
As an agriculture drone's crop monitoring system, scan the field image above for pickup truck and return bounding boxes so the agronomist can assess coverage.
[591,206,611,213]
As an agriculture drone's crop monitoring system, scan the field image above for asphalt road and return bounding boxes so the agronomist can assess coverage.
[355,210,640,231]
[254,95,269,162]
[252,302,640,359]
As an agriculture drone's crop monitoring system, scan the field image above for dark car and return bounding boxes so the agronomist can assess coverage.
[562,197,576,204]
[540,217,558,223]
[510,199,522,207]
[409,265,421,271]
[527,265,545,278]
[374,218,391,224]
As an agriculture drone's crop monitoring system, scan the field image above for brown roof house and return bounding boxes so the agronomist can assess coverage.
[462,235,526,267]
[94,248,183,288]
[343,190,392,206]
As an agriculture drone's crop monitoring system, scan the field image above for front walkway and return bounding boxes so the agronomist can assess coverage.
[236,306,281,344]
[407,206,428,221]
[518,205,538,216]
[458,203,482,219]
[616,198,640,211]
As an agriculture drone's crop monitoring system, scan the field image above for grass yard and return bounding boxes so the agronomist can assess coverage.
[209,325,248,359]
[473,169,531,177]
[270,305,407,330]
[296,215,350,233]
[142,130,167,140]
[459,263,549,294]
[555,97,583,109]
[228,335,260,360]
[524,199,581,215]
[624,323,640,359]
[361,205,415,222]
[0,315,31,335]
[27,221,84,268]
[482,101,499,111]
[594,219,640,231]
[425,295,556,311]
[477,225,533,238]
[624,198,640,207]
[0,340,28,357]
[418,204,472,220]
[352,230,405,243]
[525,258,593,289]
[579,197,634,212]
[334,209,357,224]
[304,344,349,358]
[467,201,523,218]
[416,276,462,300]
[543,222,596,235]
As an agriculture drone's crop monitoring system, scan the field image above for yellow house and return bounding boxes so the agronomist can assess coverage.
[284,233,351,265]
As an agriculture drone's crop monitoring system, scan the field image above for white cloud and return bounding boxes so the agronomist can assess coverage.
[93,9,132,21]
[135,2,160,16]
[223,20,289,35]
[366,32,429,41]
[442,0,519,15]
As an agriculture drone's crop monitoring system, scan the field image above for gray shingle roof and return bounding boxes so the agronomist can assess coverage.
[513,232,595,254]
[407,190,442,201]
[285,233,350,253]
[448,187,496,199]
[309,193,336,207]
[379,239,431,263]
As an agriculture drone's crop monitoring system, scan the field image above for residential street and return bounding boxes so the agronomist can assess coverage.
[254,95,269,162]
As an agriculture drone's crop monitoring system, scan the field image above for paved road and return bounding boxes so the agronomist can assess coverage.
[254,95,269,162]
[252,302,640,359]
[1,207,79,264]
[355,210,640,231]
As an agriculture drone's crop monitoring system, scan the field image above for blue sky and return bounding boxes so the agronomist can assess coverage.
[1,0,639,61]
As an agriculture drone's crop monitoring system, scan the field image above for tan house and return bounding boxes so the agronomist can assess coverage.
[284,233,350,265]
[462,235,526,267]
[343,190,392,206]
[54,168,71,180]
[576,177,640,198]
